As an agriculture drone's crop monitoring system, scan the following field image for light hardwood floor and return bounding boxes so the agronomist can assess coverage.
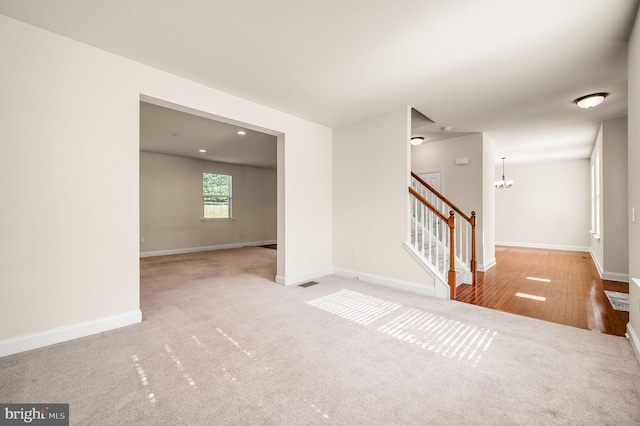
[456,246,629,336]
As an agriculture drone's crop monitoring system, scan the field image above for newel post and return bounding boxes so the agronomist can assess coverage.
[470,211,477,286]
[447,211,456,300]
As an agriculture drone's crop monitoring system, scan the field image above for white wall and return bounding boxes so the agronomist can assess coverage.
[0,15,332,354]
[627,5,640,363]
[482,135,496,269]
[411,133,491,268]
[333,107,437,294]
[140,152,276,254]
[495,159,590,250]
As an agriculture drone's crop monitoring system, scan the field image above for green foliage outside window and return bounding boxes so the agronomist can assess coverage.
[203,173,231,219]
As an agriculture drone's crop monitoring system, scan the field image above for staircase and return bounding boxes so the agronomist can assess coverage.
[406,172,476,299]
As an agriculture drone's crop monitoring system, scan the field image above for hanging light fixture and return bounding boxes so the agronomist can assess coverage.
[495,157,514,189]
[573,92,608,109]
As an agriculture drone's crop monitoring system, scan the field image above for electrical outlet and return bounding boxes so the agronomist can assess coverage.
[140,237,145,243]
[353,249,358,257]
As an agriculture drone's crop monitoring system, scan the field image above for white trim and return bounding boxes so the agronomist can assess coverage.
[627,322,640,366]
[275,268,333,286]
[333,267,439,298]
[590,248,604,276]
[602,271,629,283]
[495,241,591,252]
[402,243,449,298]
[478,258,496,272]
[415,169,445,193]
[589,249,629,282]
[0,310,142,358]
[140,240,277,258]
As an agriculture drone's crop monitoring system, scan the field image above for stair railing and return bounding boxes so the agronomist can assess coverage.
[409,172,477,297]
[408,187,457,298]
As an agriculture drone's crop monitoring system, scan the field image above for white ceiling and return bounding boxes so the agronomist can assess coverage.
[140,102,277,169]
[1,0,637,165]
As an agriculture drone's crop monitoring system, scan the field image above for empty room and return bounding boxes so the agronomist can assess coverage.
[2,1,640,424]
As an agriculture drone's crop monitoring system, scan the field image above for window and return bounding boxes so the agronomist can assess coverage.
[590,150,600,238]
[203,173,232,219]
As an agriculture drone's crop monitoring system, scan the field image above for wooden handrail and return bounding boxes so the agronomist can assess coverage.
[409,186,458,299]
[408,187,448,222]
[411,172,472,223]
[410,172,478,296]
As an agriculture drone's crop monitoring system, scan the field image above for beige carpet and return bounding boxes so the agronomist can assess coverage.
[1,247,639,425]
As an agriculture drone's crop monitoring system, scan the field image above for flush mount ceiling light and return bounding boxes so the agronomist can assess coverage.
[411,137,424,146]
[237,130,246,135]
[199,149,206,153]
[495,157,513,189]
[573,92,608,109]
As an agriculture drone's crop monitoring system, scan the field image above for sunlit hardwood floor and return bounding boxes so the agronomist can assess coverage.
[456,246,629,336]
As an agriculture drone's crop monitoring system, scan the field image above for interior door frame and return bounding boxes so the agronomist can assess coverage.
[416,169,444,194]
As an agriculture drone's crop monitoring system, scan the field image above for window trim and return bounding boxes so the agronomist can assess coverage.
[202,172,233,220]
[590,149,601,239]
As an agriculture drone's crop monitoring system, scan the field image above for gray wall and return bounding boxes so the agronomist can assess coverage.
[601,117,629,279]
[140,151,277,254]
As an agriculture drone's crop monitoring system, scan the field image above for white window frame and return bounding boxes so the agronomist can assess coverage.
[590,150,600,239]
[202,173,233,221]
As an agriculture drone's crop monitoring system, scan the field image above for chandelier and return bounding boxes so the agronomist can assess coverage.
[495,157,514,189]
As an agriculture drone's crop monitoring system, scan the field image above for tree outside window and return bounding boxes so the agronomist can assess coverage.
[203,173,232,219]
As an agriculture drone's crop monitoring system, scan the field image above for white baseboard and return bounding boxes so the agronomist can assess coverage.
[0,310,142,358]
[275,268,334,286]
[495,241,591,252]
[332,267,437,298]
[478,258,496,272]
[589,249,629,283]
[627,323,640,366]
[140,240,277,258]
[590,248,604,277]
[602,271,629,283]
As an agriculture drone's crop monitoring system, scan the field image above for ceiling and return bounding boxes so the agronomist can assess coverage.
[140,102,277,169]
[1,0,637,165]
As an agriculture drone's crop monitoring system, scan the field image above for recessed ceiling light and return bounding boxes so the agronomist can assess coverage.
[199,149,206,153]
[574,92,608,108]
[411,137,424,146]
[237,130,246,135]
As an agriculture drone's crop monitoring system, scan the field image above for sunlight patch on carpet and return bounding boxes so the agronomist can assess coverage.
[306,290,402,325]
[131,354,156,404]
[200,329,331,420]
[378,309,497,366]
[164,344,197,388]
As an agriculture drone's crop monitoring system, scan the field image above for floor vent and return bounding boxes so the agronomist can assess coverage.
[298,281,319,288]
